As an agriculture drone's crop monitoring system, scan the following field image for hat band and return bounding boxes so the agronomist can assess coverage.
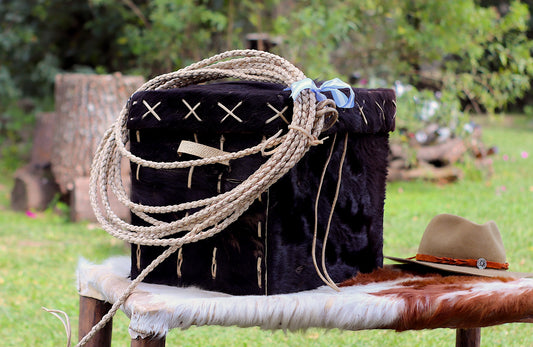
[415,253,509,270]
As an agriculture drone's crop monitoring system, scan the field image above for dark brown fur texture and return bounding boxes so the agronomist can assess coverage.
[128,81,396,295]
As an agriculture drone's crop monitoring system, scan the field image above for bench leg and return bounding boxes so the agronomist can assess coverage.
[131,336,166,347]
[79,295,113,347]
[456,328,481,347]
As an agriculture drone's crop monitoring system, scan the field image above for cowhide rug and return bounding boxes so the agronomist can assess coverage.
[77,256,533,339]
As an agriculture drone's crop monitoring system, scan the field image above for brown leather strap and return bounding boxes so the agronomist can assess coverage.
[416,253,509,270]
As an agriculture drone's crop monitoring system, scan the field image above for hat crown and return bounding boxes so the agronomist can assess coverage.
[417,214,507,263]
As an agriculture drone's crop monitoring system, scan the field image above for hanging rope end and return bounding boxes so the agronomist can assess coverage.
[42,306,72,347]
[329,282,341,292]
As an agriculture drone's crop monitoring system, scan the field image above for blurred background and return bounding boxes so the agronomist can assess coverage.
[2,0,533,181]
[1,1,533,346]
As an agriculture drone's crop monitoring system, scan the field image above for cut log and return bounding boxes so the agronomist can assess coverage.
[246,33,281,52]
[11,164,60,211]
[386,159,406,182]
[52,73,144,194]
[416,138,466,166]
[401,165,463,182]
[10,112,61,211]
[387,161,463,183]
[389,142,406,160]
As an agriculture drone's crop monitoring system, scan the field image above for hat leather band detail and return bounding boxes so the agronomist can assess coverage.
[415,254,509,270]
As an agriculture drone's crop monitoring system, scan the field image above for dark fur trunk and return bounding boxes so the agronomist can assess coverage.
[128,81,395,295]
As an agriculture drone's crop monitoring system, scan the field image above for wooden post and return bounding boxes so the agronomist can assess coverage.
[79,296,113,347]
[131,336,166,347]
[456,328,481,347]
[245,33,280,52]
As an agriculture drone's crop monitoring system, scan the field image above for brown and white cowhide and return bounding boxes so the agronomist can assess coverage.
[78,257,533,339]
[340,266,533,331]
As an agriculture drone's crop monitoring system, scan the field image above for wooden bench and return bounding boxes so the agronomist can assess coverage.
[77,257,533,347]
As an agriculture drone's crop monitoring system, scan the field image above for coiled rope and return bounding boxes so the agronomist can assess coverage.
[81,50,338,346]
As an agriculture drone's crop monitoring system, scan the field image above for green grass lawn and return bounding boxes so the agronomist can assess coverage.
[0,116,532,346]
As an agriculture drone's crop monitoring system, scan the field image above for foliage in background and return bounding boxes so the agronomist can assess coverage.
[0,0,139,99]
[442,1,533,112]
[274,0,533,114]
[272,1,358,79]
[2,0,531,108]
[1,0,532,166]
[89,0,281,75]
[269,0,532,168]
[0,0,142,164]
[392,84,469,162]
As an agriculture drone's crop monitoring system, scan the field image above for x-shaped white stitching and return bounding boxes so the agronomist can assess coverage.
[218,101,243,123]
[182,99,202,121]
[141,100,162,121]
[265,103,289,124]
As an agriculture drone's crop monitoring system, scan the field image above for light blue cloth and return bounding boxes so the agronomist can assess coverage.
[287,78,355,108]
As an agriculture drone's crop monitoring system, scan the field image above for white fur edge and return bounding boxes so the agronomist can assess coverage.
[77,256,406,339]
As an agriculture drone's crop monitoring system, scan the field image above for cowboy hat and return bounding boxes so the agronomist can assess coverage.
[385,214,533,278]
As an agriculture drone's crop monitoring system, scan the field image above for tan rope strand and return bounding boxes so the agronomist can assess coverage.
[89,50,320,244]
[94,141,310,242]
[111,134,285,214]
[92,96,317,243]
[91,128,284,237]
[93,96,324,244]
[311,133,338,290]
[84,50,335,346]
[320,132,350,292]
[42,307,72,347]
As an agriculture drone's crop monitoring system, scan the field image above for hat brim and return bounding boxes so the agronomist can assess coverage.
[385,256,533,278]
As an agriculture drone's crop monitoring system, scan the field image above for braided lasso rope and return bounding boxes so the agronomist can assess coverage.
[81,50,337,346]
[89,49,333,247]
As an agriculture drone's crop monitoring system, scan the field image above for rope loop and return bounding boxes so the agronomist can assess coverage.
[81,50,338,347]
[90,49,332,246]
[316,99,339,131]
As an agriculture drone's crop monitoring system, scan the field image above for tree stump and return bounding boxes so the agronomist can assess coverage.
[30,112,57,165]
[51,73,143,194]
[70,175,131,222]
[50,73,143,221]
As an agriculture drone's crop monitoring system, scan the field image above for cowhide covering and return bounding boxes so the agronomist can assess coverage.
[127,81,396,295]
[78,257,533,339]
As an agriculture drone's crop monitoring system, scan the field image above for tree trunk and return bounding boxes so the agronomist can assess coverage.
[52,73,144,194]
